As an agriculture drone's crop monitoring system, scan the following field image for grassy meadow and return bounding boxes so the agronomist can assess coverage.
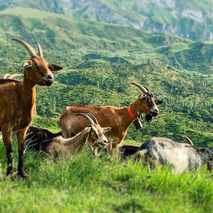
[0,138,213,213]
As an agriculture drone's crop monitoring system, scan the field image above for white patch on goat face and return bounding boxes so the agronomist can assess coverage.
[91,127,108,148]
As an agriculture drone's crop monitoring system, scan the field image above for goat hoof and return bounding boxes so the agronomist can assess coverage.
[18,168,29,179]
[18,171,29,179]
[6,171,17,181]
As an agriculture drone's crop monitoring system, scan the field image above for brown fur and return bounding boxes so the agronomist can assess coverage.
[58,85,162,154]
[0,39,62,179]
[41,117,111,157]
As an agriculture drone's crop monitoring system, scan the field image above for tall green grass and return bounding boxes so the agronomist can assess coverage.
[0,138,212,213]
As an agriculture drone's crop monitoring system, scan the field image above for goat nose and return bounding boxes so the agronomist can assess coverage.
[47,75,53,79]
[43,74,54,86]
[150,108,159,116]
[154,109,159,113]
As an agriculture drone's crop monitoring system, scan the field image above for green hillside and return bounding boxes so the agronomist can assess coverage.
[2,8,213,74]
[1,0,213,42]
[0,8,191,52]
[0,7,213,147]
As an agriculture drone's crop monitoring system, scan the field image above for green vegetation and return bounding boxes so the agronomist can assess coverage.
[2,7,213,74]
[0,8,213,146]
[0,140,213,213]
[1,0,213,41]
[0,5,213,213]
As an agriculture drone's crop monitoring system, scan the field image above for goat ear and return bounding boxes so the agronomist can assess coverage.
[84,127,91,133]
[102,127,111,133]
[49,63,63,71]
[22,60,32,68]
[139,94,146,100]
[155,99,163,105]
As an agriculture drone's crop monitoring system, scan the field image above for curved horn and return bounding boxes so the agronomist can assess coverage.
[75,113,94,125]
[12,38,37,57]
[86,113,98,124]
[36,42,43,57]
[128,82,148,93]
[3,73,11,79]
[180,135,194,146]
[144,86,150,92]
[8,74,21,79]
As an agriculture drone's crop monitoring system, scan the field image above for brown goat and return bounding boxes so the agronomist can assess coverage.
[58,82,163,154]
[41,113,111,157]
[0,38,63,179]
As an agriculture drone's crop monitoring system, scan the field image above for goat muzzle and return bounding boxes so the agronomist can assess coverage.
[150,107,159,117]
[43,75,54,86]
[98,141,108,148]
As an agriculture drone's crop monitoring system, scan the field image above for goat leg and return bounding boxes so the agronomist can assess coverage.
[6,147,14,177]
[2,128,14,178]
[17,130,28,179]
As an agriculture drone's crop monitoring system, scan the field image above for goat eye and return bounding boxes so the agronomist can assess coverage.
[92,131,98,138]
[34,63,40,72]
[146,97,152,107]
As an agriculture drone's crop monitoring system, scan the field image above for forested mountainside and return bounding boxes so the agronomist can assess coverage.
[2,8,213,75]
[0,7,213,147]
[1,0,213,41]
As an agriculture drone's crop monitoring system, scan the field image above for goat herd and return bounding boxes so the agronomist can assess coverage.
[0,38,213,180]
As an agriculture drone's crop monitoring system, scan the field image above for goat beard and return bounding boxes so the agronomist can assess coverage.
[145,114,152,124]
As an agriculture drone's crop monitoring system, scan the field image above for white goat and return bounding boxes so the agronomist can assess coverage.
[134,137,213,174]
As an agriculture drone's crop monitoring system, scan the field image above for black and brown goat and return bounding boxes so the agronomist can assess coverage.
[41,113,111,157]
[119,145,139,161]
[0,38,63,179]
[58,82,163,154]
[24,126,62,154]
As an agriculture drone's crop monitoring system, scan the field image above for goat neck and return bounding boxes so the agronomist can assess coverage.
[128,98,141,119]
[199,148,213,166]
[19,73,36,118]
[61,130,90,154]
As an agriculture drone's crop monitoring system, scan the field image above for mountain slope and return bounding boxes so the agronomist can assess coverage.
[1,8,213,74]
[1,0,213,41]
[0,7,213,147]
